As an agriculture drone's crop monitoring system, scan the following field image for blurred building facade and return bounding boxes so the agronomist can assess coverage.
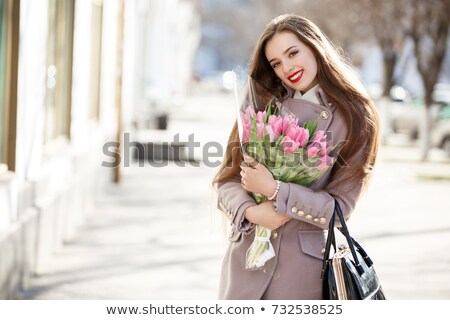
[132,0,200,129]
[0,0,200,299]
[195,0,450,100]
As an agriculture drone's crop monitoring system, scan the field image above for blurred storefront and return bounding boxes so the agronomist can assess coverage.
[0,0,200,299]
[132,0,200,130]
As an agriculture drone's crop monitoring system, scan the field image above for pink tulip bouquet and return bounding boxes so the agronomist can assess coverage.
[240,101,337,270]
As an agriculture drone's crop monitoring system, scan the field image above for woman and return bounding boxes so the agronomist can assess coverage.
[213,14,380,299]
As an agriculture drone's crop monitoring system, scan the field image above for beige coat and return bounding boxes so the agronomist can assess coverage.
[217,88,366,300]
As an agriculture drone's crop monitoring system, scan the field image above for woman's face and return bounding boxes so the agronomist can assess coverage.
[265,31,318,94]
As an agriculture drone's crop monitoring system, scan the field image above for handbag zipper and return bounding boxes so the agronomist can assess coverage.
[332,246,350,300]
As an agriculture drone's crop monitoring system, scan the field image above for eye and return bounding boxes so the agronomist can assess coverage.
[272,62,279,69]
[289,50,299,57]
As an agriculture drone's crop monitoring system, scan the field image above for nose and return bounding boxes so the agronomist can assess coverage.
[283,63,294,75]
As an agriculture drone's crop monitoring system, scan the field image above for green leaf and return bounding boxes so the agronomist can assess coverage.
[265,101,272,122]
[272,99,280,115]
[254,193,266,204]
[304,119,318,137]
[250,117,258,142]
[262,136,271,163]
[255,141,265,163]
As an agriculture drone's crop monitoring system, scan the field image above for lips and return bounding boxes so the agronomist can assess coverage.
[288,70,303,84]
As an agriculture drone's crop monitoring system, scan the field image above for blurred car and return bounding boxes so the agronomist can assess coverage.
[432,83,450,105]
[192,70,235,92]
[388,85,444,140]
[388,86,421,139]
[431,104,450,156]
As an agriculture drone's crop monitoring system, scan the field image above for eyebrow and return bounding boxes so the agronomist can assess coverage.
[268,46,297,64]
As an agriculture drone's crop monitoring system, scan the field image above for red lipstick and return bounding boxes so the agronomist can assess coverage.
[288,70,303,83]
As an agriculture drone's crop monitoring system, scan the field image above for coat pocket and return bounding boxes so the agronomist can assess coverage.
[298,229,326,260]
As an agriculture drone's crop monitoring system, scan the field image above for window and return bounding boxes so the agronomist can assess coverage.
[0,0,19,172]
[44,0,75,142]
[89,0,103,120]
[0,0,9,170]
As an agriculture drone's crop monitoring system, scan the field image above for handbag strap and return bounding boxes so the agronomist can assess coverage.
[351,237,373,268]
[321,199,365,279]
[321,202,337,279]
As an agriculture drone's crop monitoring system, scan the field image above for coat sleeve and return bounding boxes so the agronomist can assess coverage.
[273,145,366,230]
[216,174,257,234]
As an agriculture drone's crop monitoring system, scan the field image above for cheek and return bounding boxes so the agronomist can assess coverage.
[308,64,318,77]
[307,56,318,75]
[274,69,284,80]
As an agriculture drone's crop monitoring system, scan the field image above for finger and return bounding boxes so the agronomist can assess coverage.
[240,170,245,177]
[243,156,259,168]
[252,162,262,170]
[243,155,254,163]
[240,160,249,168]
[240,161,251,171]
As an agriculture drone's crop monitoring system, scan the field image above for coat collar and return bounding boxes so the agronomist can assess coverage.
[280,83,337,133]
[293,84,321,105]
[281,81,335,112]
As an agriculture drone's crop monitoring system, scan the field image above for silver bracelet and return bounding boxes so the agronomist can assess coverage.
[267,180,281,201]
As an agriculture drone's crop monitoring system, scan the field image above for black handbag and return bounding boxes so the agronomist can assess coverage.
[321,200,386,300]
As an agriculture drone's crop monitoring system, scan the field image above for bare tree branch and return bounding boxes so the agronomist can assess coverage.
[359,0,408,97]
[411,0,450,106]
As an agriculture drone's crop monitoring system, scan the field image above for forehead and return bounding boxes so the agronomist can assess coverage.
[265,31,306,60]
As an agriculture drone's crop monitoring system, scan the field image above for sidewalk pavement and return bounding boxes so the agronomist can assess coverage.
[22,162,226,299]
[349,142,450,299]
[21,91,450,300]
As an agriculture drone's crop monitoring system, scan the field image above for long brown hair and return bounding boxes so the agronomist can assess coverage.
[213,14,380,191]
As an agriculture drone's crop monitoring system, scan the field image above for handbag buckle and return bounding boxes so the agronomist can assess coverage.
[334,245,350,259]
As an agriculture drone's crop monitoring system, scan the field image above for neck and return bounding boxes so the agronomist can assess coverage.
[300,79,319,95]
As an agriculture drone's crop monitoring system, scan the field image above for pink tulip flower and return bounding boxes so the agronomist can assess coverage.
[317,154,333,170]
[256,111,267,124]
[268,115,283,136]
[296,127,309,147]
[245,105,256,118]
[285,126,308,146]
[240,112,252,143]
[282,115,298,134]
[257,122,265,139]
[285,126,298,141]
[281,136,300,154]
[307,145,320,158]
[242,125,250,143]
[265,125,278,142]
[312,130,326,143]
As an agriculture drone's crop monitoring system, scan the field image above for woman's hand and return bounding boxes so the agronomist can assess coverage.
[240,156,277,197]
[245,201,291,230]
